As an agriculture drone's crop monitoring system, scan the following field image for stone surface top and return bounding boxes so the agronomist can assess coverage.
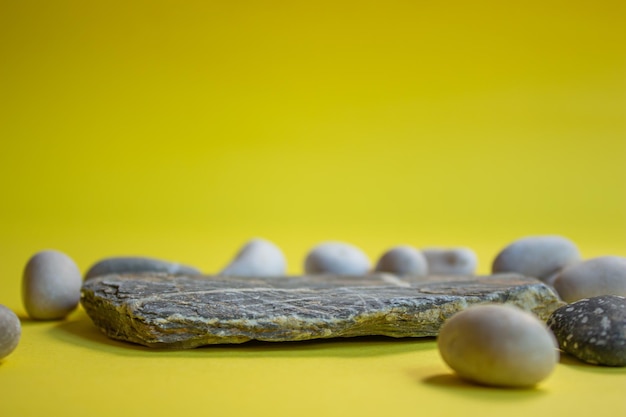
[81,273,563,348]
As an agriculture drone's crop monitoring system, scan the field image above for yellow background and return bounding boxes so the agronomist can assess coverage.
[0,1,625,416]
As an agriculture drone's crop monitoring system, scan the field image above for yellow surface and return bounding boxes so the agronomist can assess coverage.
[1,1,625,416]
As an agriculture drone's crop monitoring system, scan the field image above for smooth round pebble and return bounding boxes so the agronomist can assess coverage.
[438,304,559,387]
[0,305,21,360]
[492,235,581,284]
[23,250,82,320]
[547,295,626,366]
[85,256,202,280]
[422,247,477,275]
[374,245,427,276]
[304,242,371,275]
[553,256,626,303]
[220,238,287,277]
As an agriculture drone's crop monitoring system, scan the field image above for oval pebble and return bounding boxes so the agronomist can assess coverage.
[547,295,626,366]
[422,247,477,275]
[553,256,626,303]
[22,250,82,320]
[220,238,287,277]
[374,245,427,276]
[304,242,371,275]
[438,304,558,387]
[492,235,581,284]
[0,305,21,360]
[85,256,201,280]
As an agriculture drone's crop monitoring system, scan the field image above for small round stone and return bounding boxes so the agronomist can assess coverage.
[547,295,626,366]
[85,256,202,280]
[220,238,287,277]
[553,256,626,303]
[23,250,82,320]
[422,247,477,275]
[438,304,558,387]
[304,242,371,275]
[374,245,427,276]
[0,305,21,360]
[492,235,581,284]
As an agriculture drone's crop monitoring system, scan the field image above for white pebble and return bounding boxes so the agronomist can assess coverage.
[438,304,558,387]
[220,238,287,277]
[374,246,427,276]
[553,256,626,303]
[304,242,370,275]
[22,250,82,320]
[422,247,477,275]
[0,305,21,360]
[492,235,581,284]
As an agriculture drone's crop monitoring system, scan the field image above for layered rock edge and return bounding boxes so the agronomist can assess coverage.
[81,273,563,348]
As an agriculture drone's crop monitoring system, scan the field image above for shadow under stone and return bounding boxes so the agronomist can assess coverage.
[420,373,548,400]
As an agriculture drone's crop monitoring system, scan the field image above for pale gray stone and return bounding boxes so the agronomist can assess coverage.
[438,304,558,387]
[220,238,286,277]
[0,305,21,359]
[492,235,581,284]
[81,273,563,348]
[23,250,82,320]
[553,256,626,303]
[422,247,477,275]
[85,257,201,280]
[375,246,427,276]
[304,242,370,275]
[547,295,626,366]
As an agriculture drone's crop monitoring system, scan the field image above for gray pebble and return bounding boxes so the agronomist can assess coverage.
[0,305,21,360]
[547,295,626,366]
[553,256,626,303]
[374,245,427,276]
[422,247,477,275]
[304,242,371,275]
[492,235,581,284]
[220,238,287,277]
[85,256,201,280]
[438,304,558,387]
[23,250,82,320]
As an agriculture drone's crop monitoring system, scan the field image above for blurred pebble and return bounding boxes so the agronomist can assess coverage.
[85,256,201,280]
[553,256,626,303]
[547,295,626,366]
[374,245,427,276]
[438,304,558,387]
[492,235,581,284]
[304,242,371,275]
[0,305,21,360]
[22,250,82,320]
[220,238,287,277]
[422,247,477,275]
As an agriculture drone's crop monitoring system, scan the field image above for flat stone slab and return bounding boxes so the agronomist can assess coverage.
[80,273,564,348]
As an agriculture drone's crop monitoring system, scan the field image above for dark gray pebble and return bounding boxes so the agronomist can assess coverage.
[547,295,626,366]
[85,257,202,280]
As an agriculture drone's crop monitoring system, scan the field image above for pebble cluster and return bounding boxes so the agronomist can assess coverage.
[4,234,624,384]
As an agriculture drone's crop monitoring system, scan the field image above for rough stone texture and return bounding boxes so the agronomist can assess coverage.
[547,295,626,366]
[81,273,564,348]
